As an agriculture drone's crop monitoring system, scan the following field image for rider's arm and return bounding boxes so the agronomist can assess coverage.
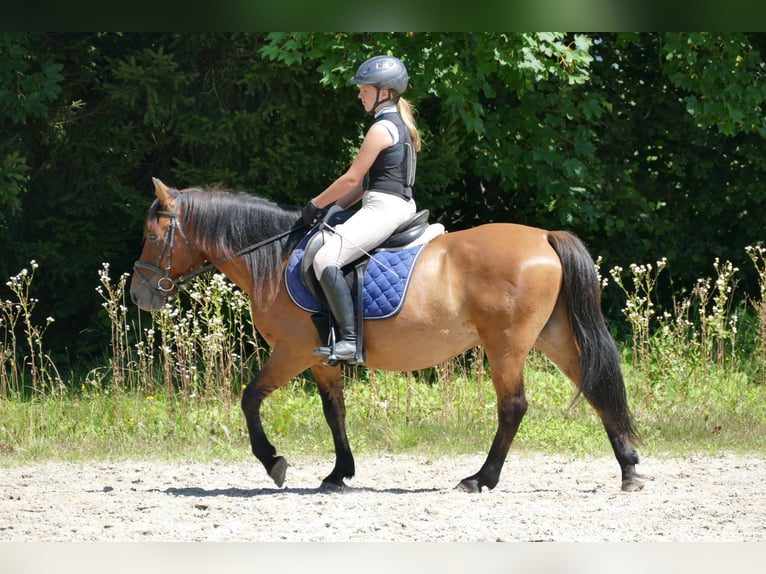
[310,122,393,209]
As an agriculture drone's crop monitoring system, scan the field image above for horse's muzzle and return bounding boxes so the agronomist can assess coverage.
[129,274,171,312]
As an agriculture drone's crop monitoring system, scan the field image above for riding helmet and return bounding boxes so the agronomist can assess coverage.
[350,55,409,94]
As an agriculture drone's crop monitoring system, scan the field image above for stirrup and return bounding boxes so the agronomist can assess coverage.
[314,340,363,365]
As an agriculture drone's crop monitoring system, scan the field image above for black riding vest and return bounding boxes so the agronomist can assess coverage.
[366,109,415,200]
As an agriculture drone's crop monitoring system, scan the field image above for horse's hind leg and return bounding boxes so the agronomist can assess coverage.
[584,398,644,492]
[538,306,644,492]
[457,347,529,493]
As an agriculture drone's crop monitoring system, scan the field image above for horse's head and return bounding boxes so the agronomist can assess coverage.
[130,177,203,312]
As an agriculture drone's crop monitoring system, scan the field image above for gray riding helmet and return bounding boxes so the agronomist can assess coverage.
[350,55,409,93]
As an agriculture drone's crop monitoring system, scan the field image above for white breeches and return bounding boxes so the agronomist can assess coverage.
[313,191,416,276]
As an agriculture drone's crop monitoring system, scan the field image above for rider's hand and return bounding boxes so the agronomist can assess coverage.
[302,200,321,226]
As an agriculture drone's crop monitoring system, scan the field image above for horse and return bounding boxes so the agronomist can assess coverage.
[130,177,645,493]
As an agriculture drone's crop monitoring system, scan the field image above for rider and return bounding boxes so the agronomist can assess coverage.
[302,55,422,364]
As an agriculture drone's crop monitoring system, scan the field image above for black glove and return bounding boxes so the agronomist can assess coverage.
[301,200,321,226]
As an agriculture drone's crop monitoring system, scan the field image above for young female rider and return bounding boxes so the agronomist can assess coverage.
[302,55,422,364]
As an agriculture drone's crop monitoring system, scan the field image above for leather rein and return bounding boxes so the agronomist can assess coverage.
[133,200,307,296]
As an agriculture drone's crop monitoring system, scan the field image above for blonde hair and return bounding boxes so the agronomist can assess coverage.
[392,93,422,152]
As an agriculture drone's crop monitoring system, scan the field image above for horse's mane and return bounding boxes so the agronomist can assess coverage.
[176,187,304,299]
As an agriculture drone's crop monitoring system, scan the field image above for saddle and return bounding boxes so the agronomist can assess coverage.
[293,206,442,360]
[299,206,430,300]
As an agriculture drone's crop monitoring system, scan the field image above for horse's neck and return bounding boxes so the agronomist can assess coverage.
[217,256,287,316]
[215,261,256,296]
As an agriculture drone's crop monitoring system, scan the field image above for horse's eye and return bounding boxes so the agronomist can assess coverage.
[147,233,159,241]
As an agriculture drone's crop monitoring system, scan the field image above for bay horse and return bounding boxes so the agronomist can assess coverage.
[130,177,644,493]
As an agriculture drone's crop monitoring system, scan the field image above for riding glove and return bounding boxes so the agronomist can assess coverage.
[302,200,321,226]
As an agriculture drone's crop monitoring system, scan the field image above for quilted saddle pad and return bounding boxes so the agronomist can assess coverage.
[285,237,426,319]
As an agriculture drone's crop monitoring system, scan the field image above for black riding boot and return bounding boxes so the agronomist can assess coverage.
[315,266,360,364]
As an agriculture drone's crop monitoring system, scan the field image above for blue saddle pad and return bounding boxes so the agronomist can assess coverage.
[285,234,425,319]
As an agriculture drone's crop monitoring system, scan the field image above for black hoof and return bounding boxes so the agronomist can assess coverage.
[320,478,348,492]
[456,478,482,493]
[269,456,287,488]
[621,476,646,492]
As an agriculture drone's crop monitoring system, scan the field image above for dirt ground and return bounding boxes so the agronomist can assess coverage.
[1,452,765,542]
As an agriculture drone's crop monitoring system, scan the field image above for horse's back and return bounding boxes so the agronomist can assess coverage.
[363,222,564,370]
[417,222,562,286]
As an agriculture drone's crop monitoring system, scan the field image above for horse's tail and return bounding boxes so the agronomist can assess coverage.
[546,230,640,443]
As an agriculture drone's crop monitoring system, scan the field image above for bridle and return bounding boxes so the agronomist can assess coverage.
[133,199,307,298]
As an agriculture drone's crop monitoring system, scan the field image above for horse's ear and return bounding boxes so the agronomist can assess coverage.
[152,177,173,203]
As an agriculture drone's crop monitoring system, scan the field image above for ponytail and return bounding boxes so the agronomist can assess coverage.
[395,95,422,152]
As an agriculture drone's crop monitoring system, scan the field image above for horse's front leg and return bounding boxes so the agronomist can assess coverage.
[241,376,287,487]
[313,364,355,491]
[241,348,307,487]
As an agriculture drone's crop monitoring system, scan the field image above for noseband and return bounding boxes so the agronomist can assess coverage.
[133,199,307,299]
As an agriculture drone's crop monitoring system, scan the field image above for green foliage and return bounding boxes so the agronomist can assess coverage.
[0,33,63,124]
[591,33,766,319]
[2,32,766,364]
[0,151,28,222]
[662,33,766,137]
[260,33,601,229]
[0,33,62,227]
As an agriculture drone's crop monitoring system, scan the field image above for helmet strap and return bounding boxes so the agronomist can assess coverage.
[370,87,392,114]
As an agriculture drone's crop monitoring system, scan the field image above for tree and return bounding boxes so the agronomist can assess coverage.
[0,33,63,236]
[2,32,766,366]
[590,33,766,315]
[261,32,602,229]
[1,33,362,362]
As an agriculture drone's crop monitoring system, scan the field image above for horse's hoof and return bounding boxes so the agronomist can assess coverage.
[621,476,645,492]
[456,478,481,493]
[269,456,288,488]
[320,478,347,492]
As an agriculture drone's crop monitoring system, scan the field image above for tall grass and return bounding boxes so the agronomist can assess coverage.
[608,249,766,453]
[0,261,63,399]
[746,245,766,386]
[2,245,766,463]
[92,263,265,400]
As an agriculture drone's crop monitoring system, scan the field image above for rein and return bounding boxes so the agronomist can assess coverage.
[133,200,308,296]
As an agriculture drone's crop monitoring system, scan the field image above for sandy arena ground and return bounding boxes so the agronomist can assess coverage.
[2,452,765,542]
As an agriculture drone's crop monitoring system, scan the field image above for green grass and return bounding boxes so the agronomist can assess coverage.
[2,356,764,467]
